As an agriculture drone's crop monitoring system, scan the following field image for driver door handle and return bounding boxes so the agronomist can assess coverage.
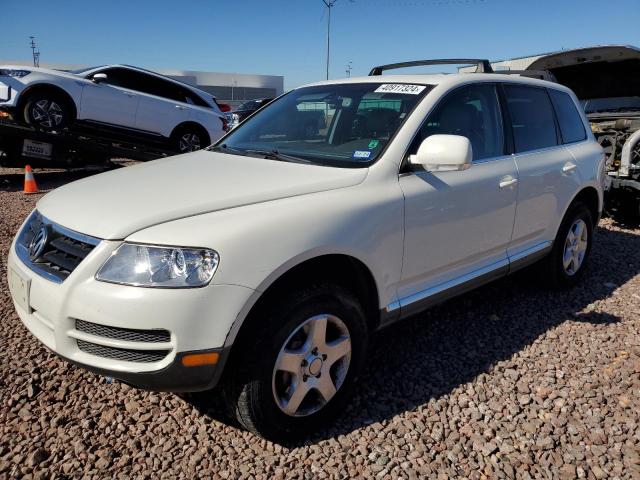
[499,176,518,189]
[562,162,577,174]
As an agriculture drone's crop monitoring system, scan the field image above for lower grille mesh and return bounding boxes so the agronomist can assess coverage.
[75,319,170,343]
[77,340,169,363]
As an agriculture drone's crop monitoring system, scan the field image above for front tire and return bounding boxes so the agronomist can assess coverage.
[23,92,72,130]
[224,284,368,441]
[541,202,594,288]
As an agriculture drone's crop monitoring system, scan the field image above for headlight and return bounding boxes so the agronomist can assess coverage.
[96,243,219,288]
[0,69,31,78]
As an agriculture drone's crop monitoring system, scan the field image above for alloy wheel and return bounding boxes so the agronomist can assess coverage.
[272,314,351,417]
[31,100,64,128]
[179,133,201,152]
[563,219,588,275]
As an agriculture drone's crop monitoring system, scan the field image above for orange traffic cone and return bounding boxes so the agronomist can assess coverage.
[24,165,39,194]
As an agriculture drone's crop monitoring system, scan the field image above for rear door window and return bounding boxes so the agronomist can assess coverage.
[504,84,558,153]
[548,89,587,144]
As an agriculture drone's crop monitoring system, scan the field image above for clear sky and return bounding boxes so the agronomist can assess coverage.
[2,0,639,90]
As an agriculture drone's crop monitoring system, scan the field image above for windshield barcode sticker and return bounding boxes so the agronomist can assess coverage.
[374,84,427,95]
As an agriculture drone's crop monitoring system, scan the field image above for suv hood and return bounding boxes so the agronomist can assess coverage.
[526,45,640,101]
[37,151,368,240]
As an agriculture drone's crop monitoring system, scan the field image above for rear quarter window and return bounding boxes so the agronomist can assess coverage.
[548,89,587,144]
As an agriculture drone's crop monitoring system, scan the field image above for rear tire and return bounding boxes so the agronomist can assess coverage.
[171,125,210,153]
[23,91,73,130]
[223,284,368,441]
[540,201,593,289]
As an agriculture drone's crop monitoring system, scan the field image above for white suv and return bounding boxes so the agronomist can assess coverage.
[0,64,226,152]
[7,61,605,440]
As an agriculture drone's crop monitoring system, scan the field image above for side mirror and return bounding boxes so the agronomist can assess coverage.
[92,73,108,83]
[409,134,472,172]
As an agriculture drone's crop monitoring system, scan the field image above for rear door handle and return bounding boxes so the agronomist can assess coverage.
[175,105,186,110]
[562,162,577,173]
[499,176,518,189]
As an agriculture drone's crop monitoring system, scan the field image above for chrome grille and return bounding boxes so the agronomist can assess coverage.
[15,211,100,283]
[77,340,169,363]
[75,319,170,343]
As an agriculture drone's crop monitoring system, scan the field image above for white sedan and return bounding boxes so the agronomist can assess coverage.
[0,64,227,152]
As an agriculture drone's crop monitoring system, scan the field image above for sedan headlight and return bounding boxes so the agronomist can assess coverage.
[96,243,219,288]
[0,69,31,78]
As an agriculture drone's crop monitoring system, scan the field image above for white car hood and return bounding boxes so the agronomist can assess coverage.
[37,151,368,240]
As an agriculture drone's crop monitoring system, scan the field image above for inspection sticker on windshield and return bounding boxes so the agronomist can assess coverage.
[352,150,372,160]
[374,84,426,95]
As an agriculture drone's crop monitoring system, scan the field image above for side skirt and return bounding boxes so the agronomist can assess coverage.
[378,242,552,329]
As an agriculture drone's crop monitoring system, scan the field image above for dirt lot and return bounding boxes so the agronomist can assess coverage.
[1,166,639,479]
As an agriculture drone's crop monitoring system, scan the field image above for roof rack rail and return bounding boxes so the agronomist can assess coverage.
[369,59,494,76]
[493,69,558,82]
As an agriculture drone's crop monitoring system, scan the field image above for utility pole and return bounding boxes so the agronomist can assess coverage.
[346,61,352,78]
[29,36,40,67]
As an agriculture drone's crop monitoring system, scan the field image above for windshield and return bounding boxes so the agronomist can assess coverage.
[215,83,432,167]
[582,96,640,113]
[69,65,106,75]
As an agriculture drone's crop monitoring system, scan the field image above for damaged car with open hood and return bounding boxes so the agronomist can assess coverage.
[525,45,640,219]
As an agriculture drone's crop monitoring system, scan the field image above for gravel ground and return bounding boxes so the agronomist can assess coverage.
[1,166,639,479]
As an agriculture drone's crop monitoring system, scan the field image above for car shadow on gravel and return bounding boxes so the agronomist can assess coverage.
[186,225,639,447]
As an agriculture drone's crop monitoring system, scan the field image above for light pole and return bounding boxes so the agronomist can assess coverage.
[320,0,337,80]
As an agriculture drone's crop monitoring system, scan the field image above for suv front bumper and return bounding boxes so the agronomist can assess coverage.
[57,346,231,392]
[7,224,254,392]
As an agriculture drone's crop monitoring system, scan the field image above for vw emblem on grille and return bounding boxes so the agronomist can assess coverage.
[28,226,49,261]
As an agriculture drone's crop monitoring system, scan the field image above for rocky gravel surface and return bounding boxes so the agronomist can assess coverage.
[1,166,639,479]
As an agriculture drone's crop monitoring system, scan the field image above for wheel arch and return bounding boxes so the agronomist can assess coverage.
[224,253,381,355]
[567,186,601,225]
[170,121,211,143]
[17,83,78,121]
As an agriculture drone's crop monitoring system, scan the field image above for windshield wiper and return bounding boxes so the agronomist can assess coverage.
[208,144,248,155]
[244,149,312,164]
[210,145,311,163]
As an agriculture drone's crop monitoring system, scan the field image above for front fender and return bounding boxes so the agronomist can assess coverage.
[17,77,83,113]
